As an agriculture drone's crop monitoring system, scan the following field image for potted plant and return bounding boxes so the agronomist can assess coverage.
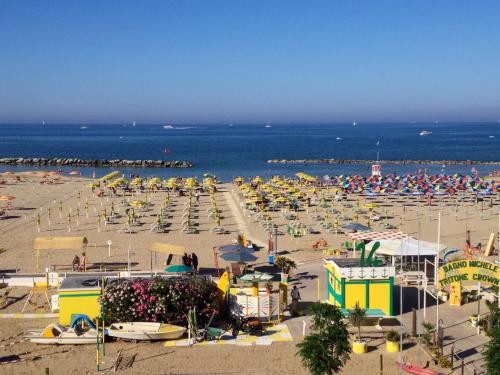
[385,329,400,352]
[349,302,367,354]
[274,256,296,283]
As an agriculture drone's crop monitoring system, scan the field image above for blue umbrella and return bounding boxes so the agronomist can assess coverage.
[342,223,370,232]
[220,251,258,262]
[217,244,250,253]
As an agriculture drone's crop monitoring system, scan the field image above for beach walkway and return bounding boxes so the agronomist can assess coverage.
[223,188,266,248]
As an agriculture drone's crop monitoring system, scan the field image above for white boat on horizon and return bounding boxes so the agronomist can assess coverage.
[419,130,432,136]
[107,322,186,341]
[80,126,88,129]
[163,125,174,129]
[336,137,343,140]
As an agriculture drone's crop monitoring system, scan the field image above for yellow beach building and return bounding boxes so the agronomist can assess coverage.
[324,257,395,317]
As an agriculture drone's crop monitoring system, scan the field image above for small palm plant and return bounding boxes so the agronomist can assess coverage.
[421,321,435,347]
[348,302,366,342]
[385,329,400,343]
[274,256,297,274]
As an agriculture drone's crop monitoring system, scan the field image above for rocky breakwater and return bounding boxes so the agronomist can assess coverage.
[267,158,500,166]
[0,157,192,168]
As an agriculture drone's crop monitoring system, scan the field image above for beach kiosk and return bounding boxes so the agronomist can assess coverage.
[324,256,395,317]
[58,277,102,325]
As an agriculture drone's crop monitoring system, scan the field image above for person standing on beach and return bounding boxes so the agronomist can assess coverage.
[192,252,198,273]
[195,191,200,204]
[290,285,301,317]
[78,252,87,272]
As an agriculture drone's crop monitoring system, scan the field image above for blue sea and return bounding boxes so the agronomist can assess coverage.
[0,123,499,181]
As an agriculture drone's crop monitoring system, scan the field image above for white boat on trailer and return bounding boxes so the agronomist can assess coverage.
[107,322,186,341]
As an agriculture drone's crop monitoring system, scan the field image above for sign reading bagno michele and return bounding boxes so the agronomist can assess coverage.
[438,259,499,287]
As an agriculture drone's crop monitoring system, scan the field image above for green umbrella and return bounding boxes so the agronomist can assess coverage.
[165,264,192,273]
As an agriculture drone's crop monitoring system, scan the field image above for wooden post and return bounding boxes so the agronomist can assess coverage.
[379,354,383,375]
[461,359,464,375]
[450,347,454,368]
[411,308,417,337]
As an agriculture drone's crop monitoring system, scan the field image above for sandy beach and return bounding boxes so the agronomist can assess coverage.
[0,171,498,374]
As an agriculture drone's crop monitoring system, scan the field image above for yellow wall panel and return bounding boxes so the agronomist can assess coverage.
[345,283,366,309]
[369,283,390,315]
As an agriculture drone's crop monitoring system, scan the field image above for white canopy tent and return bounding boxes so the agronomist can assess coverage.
[366,238,446,266]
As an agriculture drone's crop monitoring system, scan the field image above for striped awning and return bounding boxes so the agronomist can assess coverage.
[348,231,412,242]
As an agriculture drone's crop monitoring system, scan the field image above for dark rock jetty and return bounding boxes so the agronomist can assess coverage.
[267,158,500,166]
[0,157,192,168]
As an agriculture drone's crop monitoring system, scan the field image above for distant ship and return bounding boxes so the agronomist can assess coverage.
[80,126,88,129]
[163,125,174,129]
[352,121,357,127]
[132,121,136,127]
[265,124,271,128]
[419,130,432,136]
[336,137,343,141]
[489,135,495,138]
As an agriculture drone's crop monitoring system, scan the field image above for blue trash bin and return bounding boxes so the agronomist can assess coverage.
[268,255,274,265]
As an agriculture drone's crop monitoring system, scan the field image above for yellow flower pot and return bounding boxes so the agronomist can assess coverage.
[386,340,400,353]
[352,340,367,354]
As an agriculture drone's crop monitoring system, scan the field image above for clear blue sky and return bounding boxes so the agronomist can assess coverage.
[1,1,500,124]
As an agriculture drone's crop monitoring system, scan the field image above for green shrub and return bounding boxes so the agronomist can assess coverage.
[296,303,351,375]
[101,276,219,326]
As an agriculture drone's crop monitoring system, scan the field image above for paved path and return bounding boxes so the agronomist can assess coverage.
[223,188,266,248]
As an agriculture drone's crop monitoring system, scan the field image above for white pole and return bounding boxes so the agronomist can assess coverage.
[399,238,404,370]
[436,211,441,331]
[423,260,427,321]
[417,221,421,333]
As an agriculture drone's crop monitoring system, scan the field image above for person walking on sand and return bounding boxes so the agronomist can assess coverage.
[191,252,198,273]
[290,285,301,317]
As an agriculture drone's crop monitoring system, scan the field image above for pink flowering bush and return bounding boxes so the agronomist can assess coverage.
[101,277,219,326]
